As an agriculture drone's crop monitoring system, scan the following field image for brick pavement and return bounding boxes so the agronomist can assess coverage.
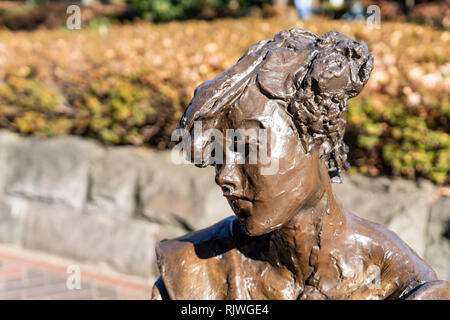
[0,245,153,300]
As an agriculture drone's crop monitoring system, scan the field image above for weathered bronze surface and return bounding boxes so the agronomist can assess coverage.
[151,29,450,300]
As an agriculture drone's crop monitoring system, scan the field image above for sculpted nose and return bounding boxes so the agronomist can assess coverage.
[215,164,241,196]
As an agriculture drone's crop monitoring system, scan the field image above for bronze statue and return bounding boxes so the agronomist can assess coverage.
[151,29,450,300]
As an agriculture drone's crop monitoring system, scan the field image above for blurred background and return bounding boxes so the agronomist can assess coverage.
[0,0,448,299]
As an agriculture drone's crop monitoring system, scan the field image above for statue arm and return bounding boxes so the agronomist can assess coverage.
[151,277,171,300]
[403,280,450,300]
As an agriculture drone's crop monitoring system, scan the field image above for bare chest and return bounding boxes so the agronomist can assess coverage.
[235,249,390,300]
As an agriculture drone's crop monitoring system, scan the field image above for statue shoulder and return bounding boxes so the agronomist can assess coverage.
[156,215,238,261]
[346,212,438,293]
[155,216,239,299]
[403,280,450,300]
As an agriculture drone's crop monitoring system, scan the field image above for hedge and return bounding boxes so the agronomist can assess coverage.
[0,17,448,183]
[125,0,273,22]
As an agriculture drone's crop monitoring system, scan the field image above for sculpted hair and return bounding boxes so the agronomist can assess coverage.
[178,28,373,182]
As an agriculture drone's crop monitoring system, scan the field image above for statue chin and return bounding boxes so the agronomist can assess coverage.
[238,215,282,237]
[239,220,265,237]
[235,215,259,236]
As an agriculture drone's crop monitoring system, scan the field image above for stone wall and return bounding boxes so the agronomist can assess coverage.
[0,130,448,281]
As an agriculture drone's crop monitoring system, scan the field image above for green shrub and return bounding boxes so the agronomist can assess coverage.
[126,0,272,21]
[347,95,450,184]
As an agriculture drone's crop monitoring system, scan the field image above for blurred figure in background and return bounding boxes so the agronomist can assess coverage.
[294,0,313,19]
[342,1,365,20]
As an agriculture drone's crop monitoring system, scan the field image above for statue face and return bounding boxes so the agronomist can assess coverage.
[180,32,374,237]
[214,90,324,236]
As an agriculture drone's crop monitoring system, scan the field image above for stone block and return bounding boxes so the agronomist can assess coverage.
[425,196,450,281]
[0,196,22,244]
[4,136,104,209]
[0,130,23,193]
[86,147,141,220]
[20,199,185,277]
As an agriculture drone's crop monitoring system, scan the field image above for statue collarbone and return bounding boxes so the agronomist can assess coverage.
[153,28,450,300]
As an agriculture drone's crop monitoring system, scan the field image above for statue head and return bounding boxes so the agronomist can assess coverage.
[176,29,373,236]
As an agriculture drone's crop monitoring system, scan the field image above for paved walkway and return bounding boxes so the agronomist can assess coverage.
[0,245,153,300]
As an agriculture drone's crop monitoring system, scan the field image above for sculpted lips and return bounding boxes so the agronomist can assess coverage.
[224,195,252,221]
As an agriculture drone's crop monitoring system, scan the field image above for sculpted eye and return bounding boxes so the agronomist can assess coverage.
[214,162,223,172]
[244,143,250,158]
[231,137,251,159]
[229,135,242,153]
[237,142,250,158]
[208,141,222,166]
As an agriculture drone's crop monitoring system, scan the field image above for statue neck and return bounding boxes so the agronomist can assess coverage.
[271,178,346,283]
